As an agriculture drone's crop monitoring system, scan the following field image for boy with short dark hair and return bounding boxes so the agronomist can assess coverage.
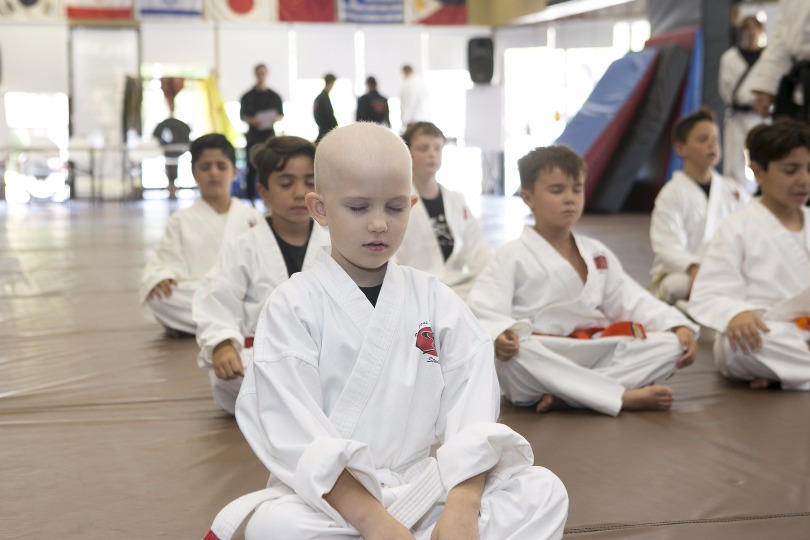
[192,135,329,414]
[649,107,749,305]
[139,133,263,337]
[468,145,698,416]
[689,119,810,390]
[204,123,568,540]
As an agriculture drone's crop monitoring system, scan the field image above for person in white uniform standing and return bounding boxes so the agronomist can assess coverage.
[468,145,698,417]
[689,120,810,391]
[719,15,765,193]
[139,134,263,337]
[204,123,569,540]
[192,136,329,414]
[395,122,492,300]
[649,108,749,306]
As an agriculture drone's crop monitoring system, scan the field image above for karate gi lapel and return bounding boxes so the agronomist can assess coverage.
[704,172,743,245]
[223,197,259,237]
[191,199,226,243]
[751,200,810,285]
[253,220,290,285]
[521,227,583,297]
[410,192,445,274]
[314,257,405,439]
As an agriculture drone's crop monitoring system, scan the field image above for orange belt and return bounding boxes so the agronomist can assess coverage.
[796,317,810,331]
[244,337,254,348]
[534,321,647,340]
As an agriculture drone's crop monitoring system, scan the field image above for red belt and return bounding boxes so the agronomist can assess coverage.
[244,337,254,348]
[533,321,647,340]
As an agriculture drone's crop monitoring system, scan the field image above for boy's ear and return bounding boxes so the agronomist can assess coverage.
[749,161,765,184]
[306,192,328,226]
[673,140,686,158]
[519,188,533,209]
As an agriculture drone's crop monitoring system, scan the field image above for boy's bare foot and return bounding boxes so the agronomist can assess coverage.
[621,385,674,411]
[749,377,773,389]
[535,394,567,413]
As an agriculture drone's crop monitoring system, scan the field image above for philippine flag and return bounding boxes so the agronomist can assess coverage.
[204,0,274,22]
[407,0,465,25]
[66,0,133,19]
[0,0,59,19]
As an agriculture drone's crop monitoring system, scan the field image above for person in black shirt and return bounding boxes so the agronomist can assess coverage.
[240,64,284,203]
[356,76,390,127]
[313,73,338,144]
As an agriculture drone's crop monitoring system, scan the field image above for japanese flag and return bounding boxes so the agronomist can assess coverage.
[204,0,275,22]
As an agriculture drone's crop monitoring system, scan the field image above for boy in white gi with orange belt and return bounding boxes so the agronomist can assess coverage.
[204,123,569,540]
[468,145,698,416]
[192,136,329,414]
[689,120,810,390]
[139,134,263,337]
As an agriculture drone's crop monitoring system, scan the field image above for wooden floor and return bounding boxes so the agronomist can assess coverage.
[2,196,809,539]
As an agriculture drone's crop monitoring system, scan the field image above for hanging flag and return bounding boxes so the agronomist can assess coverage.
[201,74,241,146]
[66,0,133,19]
[407,0,465,25]
[204,0,273,22]
[280,0,334,22]
[0,0,59,19]
[338,0,401,23]
[139,0,202,17]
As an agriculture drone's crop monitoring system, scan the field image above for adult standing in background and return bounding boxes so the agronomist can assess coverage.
[399,64,430,130]
[741,0,810,119]
[356,76,390,126]
[240,64,284,203]
[313,74,338,143]
[718,15,764,194]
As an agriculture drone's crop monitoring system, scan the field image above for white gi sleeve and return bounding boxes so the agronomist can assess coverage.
[650,188,702,274]
[466,254,532,340]
[192,236,252,366]
[434,299,535,493]
[600,246,697,334]
[138,214,188,304]
[688,221,761,331]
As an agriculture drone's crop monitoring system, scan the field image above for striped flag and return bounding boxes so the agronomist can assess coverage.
[0,0,59,19]
[66,0,133,19]
[407,0,465,25]
[139,0,202,17]
[339,0,402,23]
[279,0,334,22]
[203,0,273,22]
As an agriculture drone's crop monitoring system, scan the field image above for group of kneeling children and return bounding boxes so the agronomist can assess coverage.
[139,111,810,539]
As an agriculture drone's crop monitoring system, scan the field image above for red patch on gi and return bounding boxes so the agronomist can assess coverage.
[415,326,438,358]
[594,254,608,270]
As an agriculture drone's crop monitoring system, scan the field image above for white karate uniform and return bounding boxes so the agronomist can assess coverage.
[649,170,749,303]
[718,46,765,194]
[468,227,698,416]
[688,199,810,390]
[192,221,330,414]
[739,0,810,99]
[138,198,262,334]
[400,74,430,125]
[395,185,492,300]
[206,254,568,540]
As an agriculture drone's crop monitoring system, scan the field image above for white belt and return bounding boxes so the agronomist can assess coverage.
[203,458,444,540]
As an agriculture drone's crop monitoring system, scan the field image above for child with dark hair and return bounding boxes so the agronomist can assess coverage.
[649,107,750,306]
[468,145,698,416]
[193,135,330,414]
[139,133,263,338]
[689,119,810,390]
[395,121,492,300]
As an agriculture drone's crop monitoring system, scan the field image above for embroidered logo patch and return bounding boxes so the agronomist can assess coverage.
[415,322,439,363]
[248,219,257,228]
[594,254,608,270]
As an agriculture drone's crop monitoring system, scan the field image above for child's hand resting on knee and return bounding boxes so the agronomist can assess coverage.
[495,330,520,361]
[726,311,770,353]
[212,341,244,380]
[148,278,177,300]
[673,326,697,368]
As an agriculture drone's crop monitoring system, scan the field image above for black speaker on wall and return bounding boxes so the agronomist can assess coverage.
[468,37,494,84]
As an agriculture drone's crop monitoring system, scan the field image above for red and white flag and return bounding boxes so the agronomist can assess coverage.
[204,0,274,22]
[66,0,133,19]
[279,0,334,22]
[0,0,59,19]
[406,0,465,25]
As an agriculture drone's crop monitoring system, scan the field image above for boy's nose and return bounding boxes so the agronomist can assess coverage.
[368,214,387,233]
